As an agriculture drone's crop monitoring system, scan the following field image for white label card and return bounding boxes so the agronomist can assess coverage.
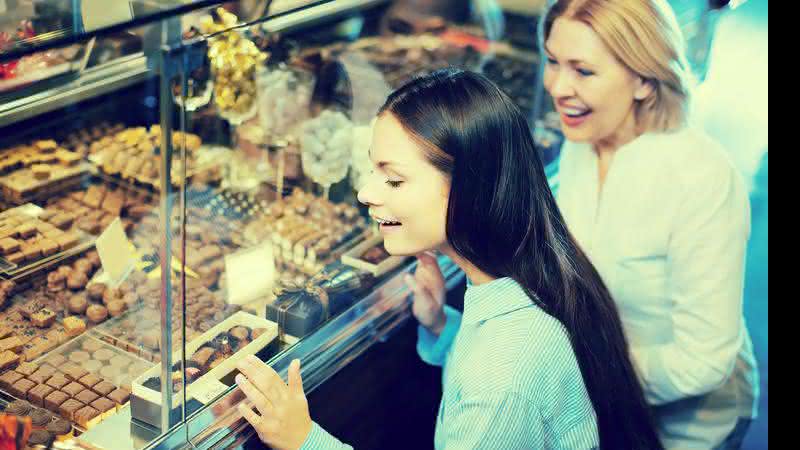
[225,242,276,306]
[81,0,134,32]
[95,217,136,287]
[192,379,229,405]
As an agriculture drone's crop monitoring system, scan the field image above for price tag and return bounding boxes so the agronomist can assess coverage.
[225,242,276,305]
[95,218,136,287]
[192,379,229,405]
[81,0,134,31]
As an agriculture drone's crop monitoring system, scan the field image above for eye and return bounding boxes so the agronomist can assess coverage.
[577,68,595,77]
[546,57,558,66]
[386,180,403,188]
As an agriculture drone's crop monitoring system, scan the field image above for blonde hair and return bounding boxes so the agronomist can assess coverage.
[544,0,695,132]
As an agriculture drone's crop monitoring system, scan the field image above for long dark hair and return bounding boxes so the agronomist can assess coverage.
[380,69,663,450]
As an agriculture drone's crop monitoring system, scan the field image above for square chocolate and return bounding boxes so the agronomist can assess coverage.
[62,382,84,397]
[58,399,84,421]
[27,384,54,407]
[62,364,88,381]
[75,389,99,405]
[46,373,69,390]
[44,390,69,413]
[47,354,68,367]
[78,373,100,389]
[90,397,115,416]
[28,368,54,385]
[0,370,24,390]
[74,405,100,428]
[107,388,130,406]
[92,380,116,397]
[11,378,36,398]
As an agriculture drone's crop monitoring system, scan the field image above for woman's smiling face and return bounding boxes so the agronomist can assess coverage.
[357,113,451,256]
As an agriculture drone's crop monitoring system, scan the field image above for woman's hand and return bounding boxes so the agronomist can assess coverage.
[236,356,312,450]
[405,253,447,336]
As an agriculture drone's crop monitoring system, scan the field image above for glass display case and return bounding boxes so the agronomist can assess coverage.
[0,1,550,449]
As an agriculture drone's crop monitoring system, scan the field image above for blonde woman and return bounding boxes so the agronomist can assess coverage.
[542,0,758,448]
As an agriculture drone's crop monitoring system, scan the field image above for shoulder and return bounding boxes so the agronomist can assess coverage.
[648,127,740,186]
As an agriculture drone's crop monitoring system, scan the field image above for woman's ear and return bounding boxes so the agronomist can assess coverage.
[634,78,656,101]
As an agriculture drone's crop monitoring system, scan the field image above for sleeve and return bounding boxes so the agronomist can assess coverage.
[300,422,354,450]
[417,305,462,367]
[631,162,751,405]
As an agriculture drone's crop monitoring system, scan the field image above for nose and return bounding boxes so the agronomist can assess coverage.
[357,175,382,207]
[547,67,575,100]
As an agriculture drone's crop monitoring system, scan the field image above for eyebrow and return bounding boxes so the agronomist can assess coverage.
[368,148,404,169]
[544,45,592,66]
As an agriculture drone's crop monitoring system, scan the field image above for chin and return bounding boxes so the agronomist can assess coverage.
[561,127,593,143]
[382,235,438,258]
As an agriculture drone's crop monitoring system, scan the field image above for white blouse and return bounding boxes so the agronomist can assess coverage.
[555,127,759,449]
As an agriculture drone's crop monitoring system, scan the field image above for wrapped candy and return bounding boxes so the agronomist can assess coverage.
[200,8,266,119]
[256,66,314,139]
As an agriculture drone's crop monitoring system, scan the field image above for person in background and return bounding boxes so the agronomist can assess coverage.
[541,0,758,448]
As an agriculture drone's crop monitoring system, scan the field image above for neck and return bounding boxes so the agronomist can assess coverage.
[593,109,641,157]
[441,246,497,286]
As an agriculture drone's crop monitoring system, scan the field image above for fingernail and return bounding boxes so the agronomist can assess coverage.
[292,359,300,369]
[236,374,244,385]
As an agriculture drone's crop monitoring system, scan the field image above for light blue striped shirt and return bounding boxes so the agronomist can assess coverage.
[301,277,599,449]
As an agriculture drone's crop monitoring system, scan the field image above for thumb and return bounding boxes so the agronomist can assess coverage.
[288,359,304,394]
[404,274,427,299]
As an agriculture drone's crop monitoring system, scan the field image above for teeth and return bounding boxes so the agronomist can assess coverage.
[375,217,401,225]
[563,107,589,116]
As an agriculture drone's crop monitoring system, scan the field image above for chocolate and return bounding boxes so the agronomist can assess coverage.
[27,429,55,446]
[87,283,106,302]
[56,266,73,278]
[64,316,86,336]
[5,400,32,416]
[107,300,126,317]
[102,288,122,306]
[29,408,52,427]
[75,389,99,405]
[92,380,116,397]
[30,309,57,328]
[15,362,38,377]
[58,399,83,421]
[74,258,93,274]
[46,418,72,437]
[86,251,101,268]
[28,368,54,385]
[191,347,215,368]
[0,370,24,390]
[68,293,89,315]
[93,348,115,362]
[68,351,90,364]
[66,272,89,291]
[61,382,84,397]
[99,366,120,381]
[44,391,69,413]
[83,360,102,373]
[229,326,251,342]
[91,397,115,416]
[251,328,268,340]
[47,354,67,367]
[86,304,108,324]
[81,339,103,353]
[74,405,100,428]
[78,373,100,389]
[39,239,59,257]
[55,233,78,251]
[50,213,74,230]
[45,374,69,390]
[62,365,88,381]
[27,384,54,407]
[107,387,130,405]
[11,378,36,398]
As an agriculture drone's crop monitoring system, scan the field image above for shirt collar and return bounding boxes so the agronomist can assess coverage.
[462,277,536,325]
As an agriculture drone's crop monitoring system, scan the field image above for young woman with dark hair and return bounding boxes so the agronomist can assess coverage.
[233,69,663,450]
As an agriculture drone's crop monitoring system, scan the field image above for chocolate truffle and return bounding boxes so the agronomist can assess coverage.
[73,258,93,275]
[107,300,126,318]
[29,408,52,427]
[5,400,32,416]
[46,418,73,440]
[68,293,89,314]
[27,429,54,447]
[66,272,89,291]
[86,304,108,324]
[87,283,106,302]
